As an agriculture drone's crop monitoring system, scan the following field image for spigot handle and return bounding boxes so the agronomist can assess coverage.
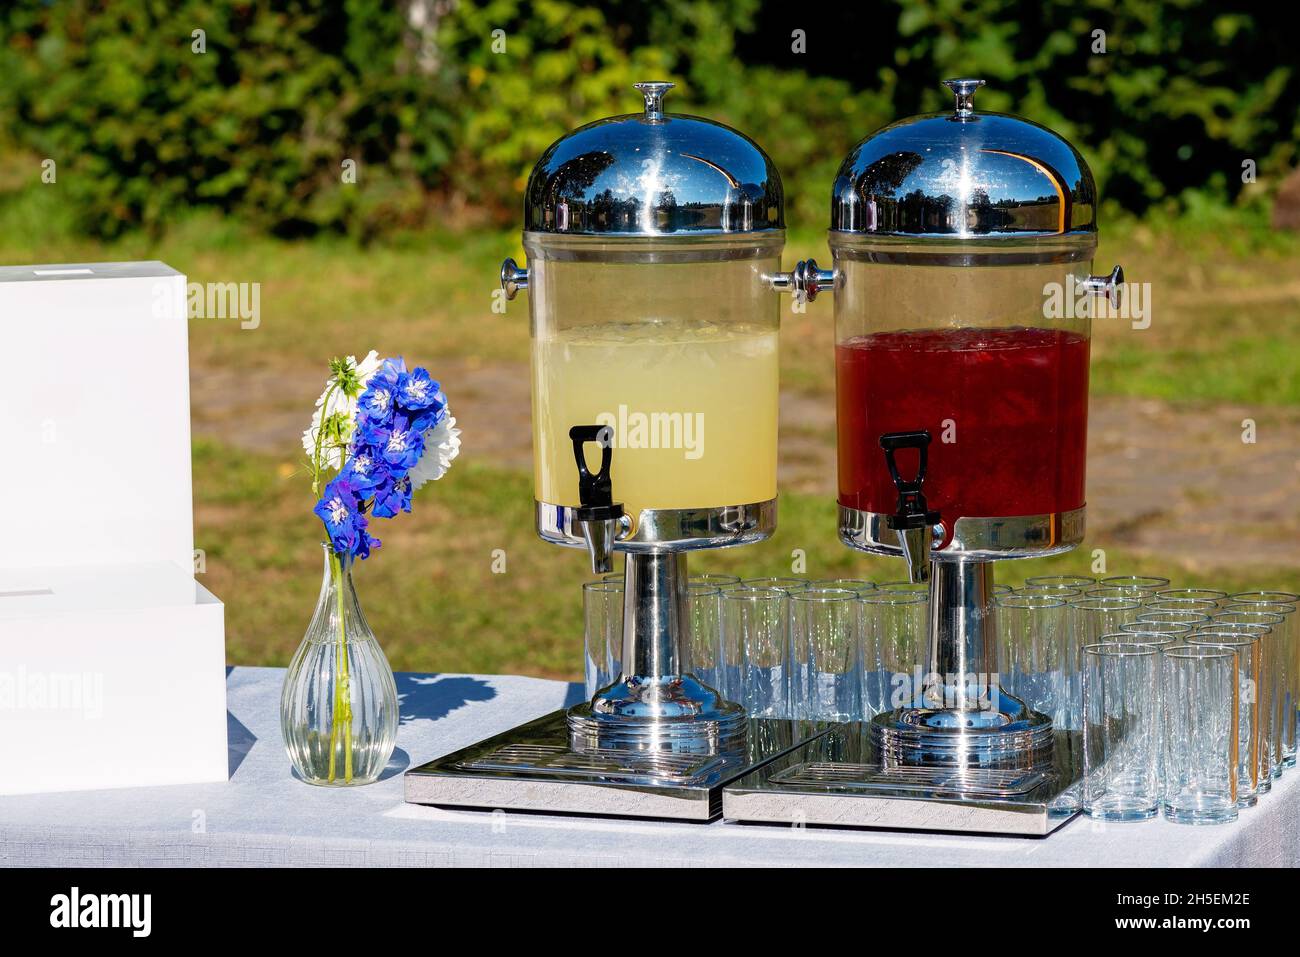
[569,425,624,522]
[880,430,941,583]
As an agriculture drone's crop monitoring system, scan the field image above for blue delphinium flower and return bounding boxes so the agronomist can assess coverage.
[314,478,365,556]
[397,368,448,432]
[357,381,396,424]
[371,414,425,472]
[371,474,413,519]
[340,446,389,494]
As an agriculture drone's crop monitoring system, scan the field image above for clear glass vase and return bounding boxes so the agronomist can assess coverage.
[280,544,399,786]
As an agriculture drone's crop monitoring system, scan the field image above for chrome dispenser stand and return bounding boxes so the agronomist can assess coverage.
[722,442,1087,834]
[405,498,826,821]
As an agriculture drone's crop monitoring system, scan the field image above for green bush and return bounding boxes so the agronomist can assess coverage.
[0,0,454,238]
[1,0,1295,238]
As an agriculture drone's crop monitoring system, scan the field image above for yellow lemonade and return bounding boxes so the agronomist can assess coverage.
[533,319,779,519]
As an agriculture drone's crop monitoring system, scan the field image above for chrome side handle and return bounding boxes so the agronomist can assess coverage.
[1082,265,1124,309]
[500,258,529,300]
[768,259,836,302]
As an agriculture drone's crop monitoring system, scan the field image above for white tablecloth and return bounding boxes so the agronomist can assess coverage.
[1,666,1295,867]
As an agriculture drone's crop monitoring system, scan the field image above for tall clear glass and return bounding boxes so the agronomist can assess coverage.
[582,580,624,698]
[997,594,1070,728]
[1082,642,1160,821]
[1225,596,1297,769]
[684,583,723,692]
[790,588,860,720]
[1188,632,1265,806]
[721,586,790,719]
[858,591,928,718]
[1160,645,1239,825]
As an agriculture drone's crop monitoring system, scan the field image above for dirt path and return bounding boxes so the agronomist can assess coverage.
[194,359,1300,573]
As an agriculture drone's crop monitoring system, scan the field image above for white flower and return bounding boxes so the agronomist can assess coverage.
[408,413,461,490]
[301,351,381,470]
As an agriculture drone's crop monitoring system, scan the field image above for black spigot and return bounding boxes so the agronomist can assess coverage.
[570,425,625,573]
[880,430,941,583]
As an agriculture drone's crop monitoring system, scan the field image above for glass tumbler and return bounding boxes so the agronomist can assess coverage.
[1139,608,1213,631]
[1100,575,1171,596]
[583,580,624,699]
[858,590,928,719]
[690,573,742,588]
[1225,596,1297,769]
[1213,610,1286,777]
[741,577,810,593]
[1145,597,1219,615]
[1119,621,1192,643]
[684,583,724,692]
[1160,645,1239,825]
[1082,642,1161,821]
[1025,575,1096,590]
[997,594,1070,727]
[790,588,860,720]
[1188,631,1265,806]
[1155,588,1228,606]
[721,586,791,719]
[1070,596,1144,648]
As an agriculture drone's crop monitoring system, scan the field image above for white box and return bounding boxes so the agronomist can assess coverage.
[0,262,228,794]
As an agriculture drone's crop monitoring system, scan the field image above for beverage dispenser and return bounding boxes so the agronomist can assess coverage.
[817,79,1123,770]
[406,84,820,819]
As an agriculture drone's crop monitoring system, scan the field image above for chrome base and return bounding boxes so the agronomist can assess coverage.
[404,711,827,821]
[538,498,777,553]
[567,675,748,754]
[839,504,1085,561]
[870,703,1055,771]
[723,723,1082,836]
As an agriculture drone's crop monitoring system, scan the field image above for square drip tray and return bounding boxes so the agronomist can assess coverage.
[405,710,829,821]
[723,723,1083,836]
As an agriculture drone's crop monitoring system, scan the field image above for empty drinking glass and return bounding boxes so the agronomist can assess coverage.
[684,582,724,691]
[812,578,878,594]
[790,588,860,720]
[1155,588,1228,605]
[998,594,1070,727]
[1026,575,1096,589]
[1082,642,1161,821]
[1226,595,1297,769]
[1138,609,1212,632]
[1160,645,1239,825]
[859,590,928,719]
[583,580,624,698]
[741,577,811,593]
[721,587,791,718]
[690,573,742,588]
[1145,597,1219,615]
[1100,575,1171,596]
[1188,631,1265,806]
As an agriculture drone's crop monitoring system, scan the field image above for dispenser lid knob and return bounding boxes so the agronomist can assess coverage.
[942,78,985,118]
[633,81,675,121]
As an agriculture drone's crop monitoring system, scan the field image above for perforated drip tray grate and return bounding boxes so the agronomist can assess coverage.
[769,761,1047,797]
[456,742,727,784]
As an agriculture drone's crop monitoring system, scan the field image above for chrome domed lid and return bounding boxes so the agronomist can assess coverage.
[832,79,1097,239]
[523,82,783,236]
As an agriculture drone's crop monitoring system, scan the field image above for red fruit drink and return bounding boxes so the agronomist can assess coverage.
[836,326,1089,528]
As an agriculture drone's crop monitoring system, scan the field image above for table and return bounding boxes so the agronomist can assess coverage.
[2,667,1296,867]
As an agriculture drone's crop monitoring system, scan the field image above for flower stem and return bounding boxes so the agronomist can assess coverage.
[326,548,354,784]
